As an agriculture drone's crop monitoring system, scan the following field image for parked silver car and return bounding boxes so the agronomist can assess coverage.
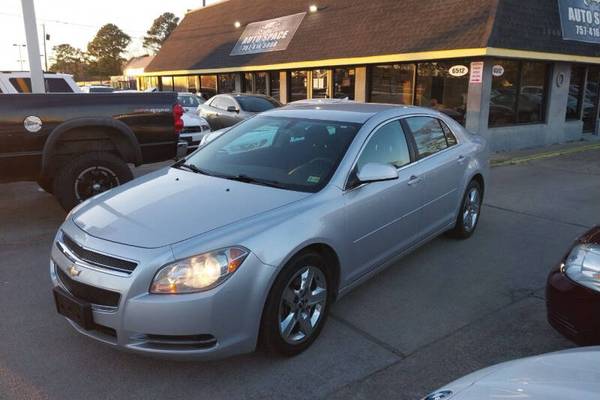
[198,93,281,130]
[50,102,488,360]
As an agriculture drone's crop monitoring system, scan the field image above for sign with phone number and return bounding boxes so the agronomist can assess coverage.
[558,0,600,43]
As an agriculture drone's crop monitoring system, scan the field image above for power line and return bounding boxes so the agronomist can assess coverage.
[0,12,147,34]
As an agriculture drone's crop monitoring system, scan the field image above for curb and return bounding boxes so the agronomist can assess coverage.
[491,142,600,167]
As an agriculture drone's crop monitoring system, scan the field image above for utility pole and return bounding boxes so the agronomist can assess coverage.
[20,0,45,93]
[13,43,26,71]
[42,24,49,71]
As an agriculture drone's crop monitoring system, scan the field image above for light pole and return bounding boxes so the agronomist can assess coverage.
[13,43,26,71]
[42,24,49,71]
[20,0,45,93]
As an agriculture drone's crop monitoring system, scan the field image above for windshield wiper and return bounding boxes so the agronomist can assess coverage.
[172,159,213,176]
[222,174,287,189]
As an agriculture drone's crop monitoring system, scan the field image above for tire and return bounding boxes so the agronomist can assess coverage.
[52,152,133,211]
[36,176,54,194]
[447,180,483,239]
[260,251,332,357]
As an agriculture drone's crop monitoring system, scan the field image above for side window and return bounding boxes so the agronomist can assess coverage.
[9,78,32,93]
[357,120,411,170]
[405,117,448,159]
[440,120,458,147]
[211,96,226,110]
[45,78,73,93]
[221,97,237,111]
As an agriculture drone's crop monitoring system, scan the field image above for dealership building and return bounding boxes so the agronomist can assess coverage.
[141,0,600,151]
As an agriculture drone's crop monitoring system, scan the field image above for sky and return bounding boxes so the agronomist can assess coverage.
[0,0,222,71]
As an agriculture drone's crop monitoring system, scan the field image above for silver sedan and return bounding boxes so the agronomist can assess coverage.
[50,101,489,360]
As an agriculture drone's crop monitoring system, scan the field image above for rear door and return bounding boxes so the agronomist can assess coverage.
[403,116,466,237]
[344,119,424,283]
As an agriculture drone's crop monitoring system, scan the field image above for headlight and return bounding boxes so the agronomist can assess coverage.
[564,244,600,292]
[150,247,248,294]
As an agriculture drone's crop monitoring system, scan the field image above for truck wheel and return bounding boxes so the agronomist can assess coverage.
[36,176,54,194]
[53,152,133,211]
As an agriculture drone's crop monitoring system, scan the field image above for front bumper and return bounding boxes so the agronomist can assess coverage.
[50,221,276,360]
[546,264,600,345]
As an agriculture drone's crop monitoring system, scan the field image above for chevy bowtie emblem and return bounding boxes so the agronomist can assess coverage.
[67,265,82,277]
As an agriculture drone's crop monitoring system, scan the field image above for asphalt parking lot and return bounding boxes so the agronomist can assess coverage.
[1,149,599,400]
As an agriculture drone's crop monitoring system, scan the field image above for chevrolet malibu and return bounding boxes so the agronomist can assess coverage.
[50,102,489,359]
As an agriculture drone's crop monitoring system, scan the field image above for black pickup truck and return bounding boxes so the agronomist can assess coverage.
[0,93,186,210]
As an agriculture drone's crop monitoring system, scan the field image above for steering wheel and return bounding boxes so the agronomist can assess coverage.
[288,158,335,177]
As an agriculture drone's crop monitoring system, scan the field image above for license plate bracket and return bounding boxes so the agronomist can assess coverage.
[53,287,94,330]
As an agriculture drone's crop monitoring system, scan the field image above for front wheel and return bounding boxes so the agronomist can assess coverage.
[448,180,483,239]
[53,152,133,211]
[260,252,331,357]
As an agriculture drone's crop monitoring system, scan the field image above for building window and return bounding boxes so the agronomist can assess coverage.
[255,72,268,95]
[139,76,158,91]
[370,64,415,105]
[218,73,236,94]
[583,66,600,132]
[270,72,280,101]
[243,73,254,93]
[567,65,586,120]
[312,69,329,98]
[334,68,355,100]
[173,76,189,92]
[489,60,549,127]
[160,76,174,91]
[415,62,469,125]
[290,70,308,102]
[200,75,217,99]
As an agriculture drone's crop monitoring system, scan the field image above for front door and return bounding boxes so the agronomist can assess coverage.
[344,120,424,284]
[583,67,600,133]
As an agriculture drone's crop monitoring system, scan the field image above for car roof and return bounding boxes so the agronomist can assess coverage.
[261,100,433,124]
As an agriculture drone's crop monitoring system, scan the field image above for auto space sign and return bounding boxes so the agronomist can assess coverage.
[231,13,306,56]
[558,0,600,43]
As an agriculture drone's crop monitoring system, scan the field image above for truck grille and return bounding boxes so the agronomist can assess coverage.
[57,267,121,308]
[61,235,137,274]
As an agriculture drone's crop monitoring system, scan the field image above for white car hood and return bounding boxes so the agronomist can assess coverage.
[72,167,309,248]
[444,347,600,399]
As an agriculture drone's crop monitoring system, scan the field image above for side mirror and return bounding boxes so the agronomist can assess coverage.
[227,106,239,113]
[356,163,399,184]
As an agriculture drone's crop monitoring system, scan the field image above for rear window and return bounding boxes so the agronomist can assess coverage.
[9,77,74,93]
[236,96,280,112]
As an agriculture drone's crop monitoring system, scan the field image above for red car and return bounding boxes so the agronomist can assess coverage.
[547,226,600,344]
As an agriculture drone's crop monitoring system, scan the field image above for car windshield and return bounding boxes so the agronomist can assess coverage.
[182,116,362,192]
[236,96,280,112]
[179,95,201,107]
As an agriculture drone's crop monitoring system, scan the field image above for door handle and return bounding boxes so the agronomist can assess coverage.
[457,155,466,164]
[408,175,423,186]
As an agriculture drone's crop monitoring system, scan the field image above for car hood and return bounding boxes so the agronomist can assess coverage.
[443,347,600,399]
[72,167,310,248]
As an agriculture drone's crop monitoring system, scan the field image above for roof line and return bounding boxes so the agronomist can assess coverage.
[142,47,600,77]
[143,48,489,76]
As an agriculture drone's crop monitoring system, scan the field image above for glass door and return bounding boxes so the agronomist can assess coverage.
[583,66,600,133]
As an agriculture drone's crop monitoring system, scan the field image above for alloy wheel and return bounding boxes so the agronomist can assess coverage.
[462,187,481,232]
[278,266,327,344]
